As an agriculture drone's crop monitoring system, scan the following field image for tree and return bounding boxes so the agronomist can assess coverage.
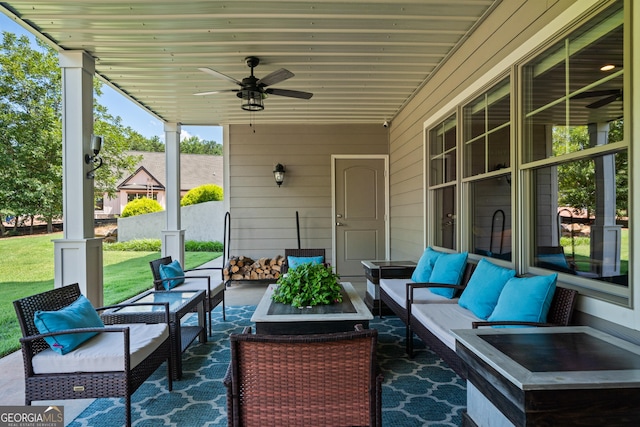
[93,106,142,199]
[555,120,627,218]
[0,32,62,231]
[181,136,223,155]
[129,134,164,152]
[1,31,142,231]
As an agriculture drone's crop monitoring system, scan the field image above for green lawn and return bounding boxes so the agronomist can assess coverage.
[0,232,220,357]
[560,228,629,275]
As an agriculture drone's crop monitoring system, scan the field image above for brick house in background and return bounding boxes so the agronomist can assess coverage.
[95,151,223,218]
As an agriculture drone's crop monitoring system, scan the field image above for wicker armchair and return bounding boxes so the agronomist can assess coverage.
[13,283,173,427]
[149,256,226,334]
[225,326,383,427]
[281,248,327,274]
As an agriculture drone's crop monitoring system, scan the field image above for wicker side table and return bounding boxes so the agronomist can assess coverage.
[102,289,206,380]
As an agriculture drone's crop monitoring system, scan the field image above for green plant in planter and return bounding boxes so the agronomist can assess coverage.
[272,262,343,308]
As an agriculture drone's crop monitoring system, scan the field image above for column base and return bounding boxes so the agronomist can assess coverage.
[162,229,185,266]
[53,238,103,307]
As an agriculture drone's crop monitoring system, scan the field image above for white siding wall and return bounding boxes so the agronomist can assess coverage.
[388,0,576,262]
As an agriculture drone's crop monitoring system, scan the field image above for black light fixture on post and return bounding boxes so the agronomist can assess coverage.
[85,135,104,179]
[273,163,286,187]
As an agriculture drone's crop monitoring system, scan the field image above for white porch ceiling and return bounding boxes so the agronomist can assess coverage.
[1,0,500,126]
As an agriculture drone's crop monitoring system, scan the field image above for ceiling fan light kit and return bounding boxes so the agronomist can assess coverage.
[240,90,264,111]
[196,56,313,112]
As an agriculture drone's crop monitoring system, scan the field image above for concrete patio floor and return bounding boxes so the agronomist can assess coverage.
[0,258,366,425]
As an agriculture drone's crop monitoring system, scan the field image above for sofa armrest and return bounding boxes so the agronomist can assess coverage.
[407,282,465,304]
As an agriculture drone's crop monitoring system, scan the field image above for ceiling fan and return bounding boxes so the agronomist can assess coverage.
[194,56,313,111]
[573,89,622,109]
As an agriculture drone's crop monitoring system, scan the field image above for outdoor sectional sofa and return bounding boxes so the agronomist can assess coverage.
[379,249,578,379]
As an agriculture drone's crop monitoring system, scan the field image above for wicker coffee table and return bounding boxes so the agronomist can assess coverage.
[251,282,373,334]
[102,289,206,380]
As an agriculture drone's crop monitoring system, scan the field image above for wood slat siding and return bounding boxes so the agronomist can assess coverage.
[388,0,577,260]
[228,123,388,262]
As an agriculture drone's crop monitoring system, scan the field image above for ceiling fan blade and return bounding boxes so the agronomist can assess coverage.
[573,89,621,99]
[193,89,239,96]
[586,94,620,109]
[257,68,294,87]
[265,88,313,100]
[198,67,242,85]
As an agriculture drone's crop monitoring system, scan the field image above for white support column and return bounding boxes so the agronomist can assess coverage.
[161,122,185,265]
[53,51,103,306]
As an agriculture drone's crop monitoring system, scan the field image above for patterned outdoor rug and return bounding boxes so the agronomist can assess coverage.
[69,306,466,426]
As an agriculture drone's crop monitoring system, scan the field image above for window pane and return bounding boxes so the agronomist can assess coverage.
[470,177,512,261]
[466,139,486,177]
[432,186,457,250]
[522,3,623,163]
[429,114,457,185]
[463,78,510,177]
[531,151,628,288]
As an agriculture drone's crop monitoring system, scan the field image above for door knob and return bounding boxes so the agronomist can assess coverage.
[336,222,344,226]
[336,214,343,218]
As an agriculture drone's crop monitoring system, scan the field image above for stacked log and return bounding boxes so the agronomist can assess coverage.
[223,255,284,281]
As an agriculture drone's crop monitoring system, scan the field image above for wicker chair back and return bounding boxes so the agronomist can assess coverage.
[226,326,382,427]
[282,248,327,274]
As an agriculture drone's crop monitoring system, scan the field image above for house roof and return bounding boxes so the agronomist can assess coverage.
[117,151,223,191]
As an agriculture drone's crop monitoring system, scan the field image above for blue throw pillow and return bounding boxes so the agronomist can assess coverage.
[458,258,516,319]
[411,247,444,282]
[159,260,186,290]
[488,274,558,326]
[428,252,469,298]
[34,295,105,355]
[288,255,324,270]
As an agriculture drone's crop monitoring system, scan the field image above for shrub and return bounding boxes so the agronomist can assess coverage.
[181,184,223,206]
[185,240,224,252]
[104,239,161,251]
[104,239,223,252]
[121,197,163,217]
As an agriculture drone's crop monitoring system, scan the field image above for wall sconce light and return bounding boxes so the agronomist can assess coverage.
[273,163,286,187]
[85,135,104,179]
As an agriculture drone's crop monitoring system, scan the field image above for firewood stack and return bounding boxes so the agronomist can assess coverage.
[223,255,284,281]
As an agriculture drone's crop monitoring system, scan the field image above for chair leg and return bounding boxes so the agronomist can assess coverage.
[406,325,414,358]
[222,293,226,321]
[167,353,173,391]
[125,394,131,427]
[208,305,213,336]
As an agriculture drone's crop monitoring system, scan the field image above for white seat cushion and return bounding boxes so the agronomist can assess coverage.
[380,278,458,309]
[32,323,169,374]
[177,277,225,296]
[411,304,481,351]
